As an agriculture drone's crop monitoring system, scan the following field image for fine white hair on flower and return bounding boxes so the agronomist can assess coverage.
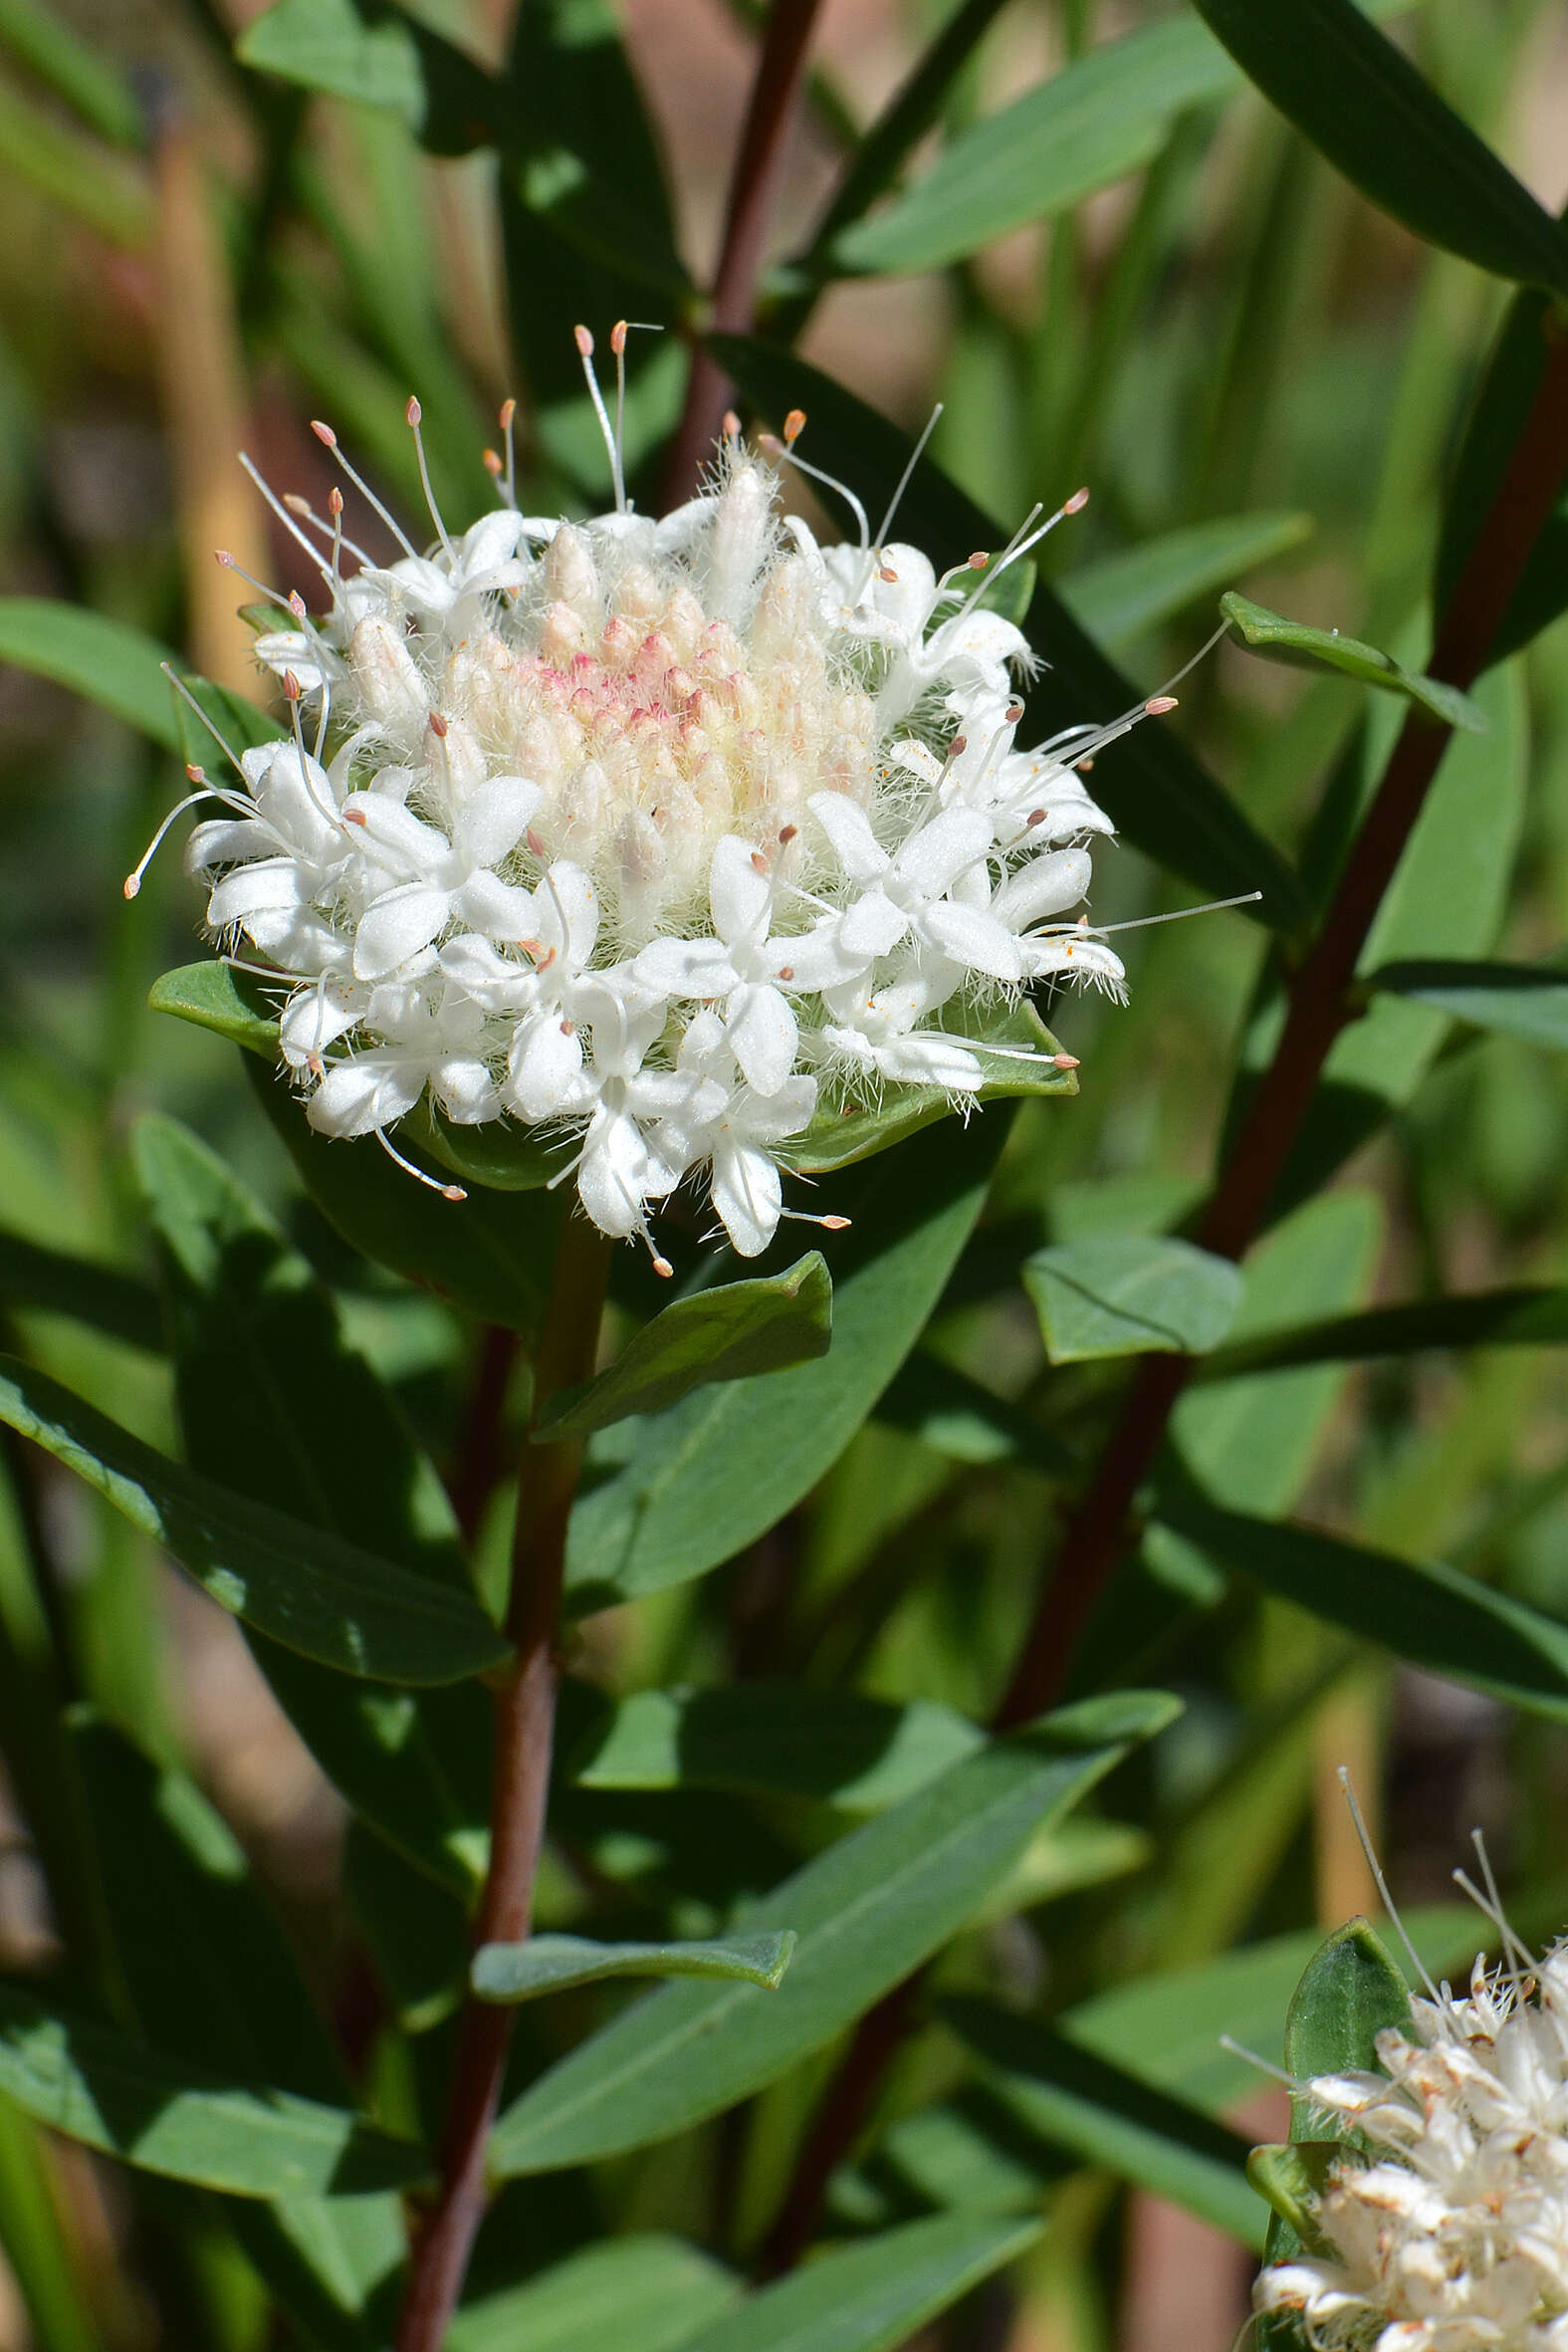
[1252,1796,1568,2352]
[138,336,1180,1267]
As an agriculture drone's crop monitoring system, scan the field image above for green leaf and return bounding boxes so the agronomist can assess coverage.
[237,0,424,122]
[1168,1190,1383,1518]
[0,598,178,747]
[1189,0,1568,297]
[1061,512,1313,649]
[830,15,1231,277]
[564,1111,1008,1613]
[489,1692,1178,2175]
[133,1115,493,1892]
[0,2099,102,2352]
[149,961,278,1058]
[1061,1905,1477,2115]
[568,1684,985,1813]
[1368,956,1568,1049]
[473,1931,796,2002]
[712,336,1307,932]
[670,2214,1039,2352]
[0,82,150,244]
[1433,285,1568,666]
[0,0,139,144]
[343,1821,468,2030]
[1151,1491,1568,1724]
[1197,1284,1568,1381]
[1283,1920,1412,2131]
[790,1001,1077,1175]
[0,1986,429,2199]
[0,1226,161,1353]
[0,1352,509,1686]
[1024,1236,1242,1362]
[245,1058,563,1337]
[1220,592,1485,729]
[940,1999,1261,2246]
[446,2236,739,2352]
[538,1257,831,1441]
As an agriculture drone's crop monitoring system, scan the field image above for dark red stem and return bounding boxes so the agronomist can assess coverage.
[393,1221,611,2352]
[658,0,827,510]
[758,310,1568,2265]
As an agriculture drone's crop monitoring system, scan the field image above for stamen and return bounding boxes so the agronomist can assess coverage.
[123,785,248,897]
[1338,1767,1445,2006]
[239,452,338,590]
[762,432,871,553]
[872,402,944,549]
[574,326,626,516]
[780,1208,851,1231]
[1073,890,1263,937]
[405,396,455,559]
[500,397,518,510]
[310,419,419,560]
[214,549,298,615]
[375,1125,465,1201]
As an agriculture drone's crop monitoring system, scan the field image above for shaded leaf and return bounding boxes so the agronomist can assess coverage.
[490,1693,1178,2175]
[712,337,1307,931]
[0,0,141,146]
[1197,1285,1568,1381]
[0,1227,161,1353]
[1151,1490,1568,1723]
[941,1999,1261,2246]
[237,0,424,121]
[150,960,279,1059]
[0,1987,429,2199]
[564,1111,1009,1613]
[672,2214,1039,2352]
[568,1684,985,1813]
[0,598,178,747]
[1062,512,1313,649]
[1190,0,1568,296]
[446,2235,739,2352]
[1283,1919,1411,2136]
[1221,592,1485,730]
[1025,1236,1242,1362]
[472,1931,796,2002]
[538,1256,832,1441]
[0,1352,509,1685]
[1368,956,1568,1049]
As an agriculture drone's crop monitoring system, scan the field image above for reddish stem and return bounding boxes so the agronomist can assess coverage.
[393,1221,611,2352]
[658,0,827,510]
[756,309,1568,2267]
[449,1325,520,1545]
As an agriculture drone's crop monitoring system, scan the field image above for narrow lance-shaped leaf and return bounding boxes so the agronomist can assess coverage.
[569,1684,985,1813]
[0,598,179,748]
[0,1227,162,1354]
[0,1353,510,1686]
[0,1987,430,2200]
[941,1998,1262,2247]
[1189,0,1568,298]
[536,1256,832,1441]
[133,1115,494,1893]
[1196,1285,1568,1382]
[565,1108,1009,1613]
[1061,511,1314,651]
[1152,1490,1568,1724]
[472,1932,796,2003]
[710,336,1308,932]
[445,2237,740,2352]
[671,2215,1040,2352]
[1221,593,1486,730]
[1025,1236,1243,1363]
[1368,958,1568,1050]
[490,1692,1179,2175]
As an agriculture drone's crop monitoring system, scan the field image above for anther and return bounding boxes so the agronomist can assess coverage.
[783,408,806,443]
[483,448,503,476]
[284,493,312,517]
[968,551,989,569]
[289,590,308,619]
[283,670,302,702]
[1076,756,1095,773]
[777,966,794,982]
[751,849,769,874]
[1006,700,1024,724]
[215,549,233,568]
[1027,808,1046,828]
[186,763,205,784]
[948,736,967,759]
[500,398,516,430]
[328,487,343,518]
[1065,487,1090,515]
[1052,1053,1079,1070]
[441,1184,466,1203]
[574,325,594,357]
[405,395,422,427]
[526,826,546,857]
[311,420,337,449]
[652,1253,675,1279]
[1146,695,1178,716]
[428,710,448,738]
[722,409,742,439]
[610,320,627,354]
[779,823,797,845]
[878,565,898,584]
[343,808,367,826]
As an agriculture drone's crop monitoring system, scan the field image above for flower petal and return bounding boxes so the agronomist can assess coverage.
[725,982,797,1096]
[353,883,450,980]
[712,1141,783,1258]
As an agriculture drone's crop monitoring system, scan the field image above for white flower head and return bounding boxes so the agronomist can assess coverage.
[1254,1844,1568,2352]
[137,338,1175,1267]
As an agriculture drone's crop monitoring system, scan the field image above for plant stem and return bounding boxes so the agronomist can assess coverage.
[449,1325,520,1545]
[393,1217,612,2352]
[658,0,826,510]
[755,310,1568,2268]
